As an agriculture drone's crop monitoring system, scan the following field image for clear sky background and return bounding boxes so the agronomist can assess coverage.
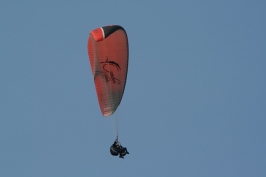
[1,1,265,176]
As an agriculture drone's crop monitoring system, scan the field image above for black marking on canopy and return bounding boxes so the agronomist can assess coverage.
[100,57,121,71]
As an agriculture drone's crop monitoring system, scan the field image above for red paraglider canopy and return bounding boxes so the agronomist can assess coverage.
[88,25,129,116]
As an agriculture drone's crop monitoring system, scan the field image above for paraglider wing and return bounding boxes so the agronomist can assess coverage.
[88,25,129,116]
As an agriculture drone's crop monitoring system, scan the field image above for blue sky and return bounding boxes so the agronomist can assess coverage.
[1,1,266,176]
